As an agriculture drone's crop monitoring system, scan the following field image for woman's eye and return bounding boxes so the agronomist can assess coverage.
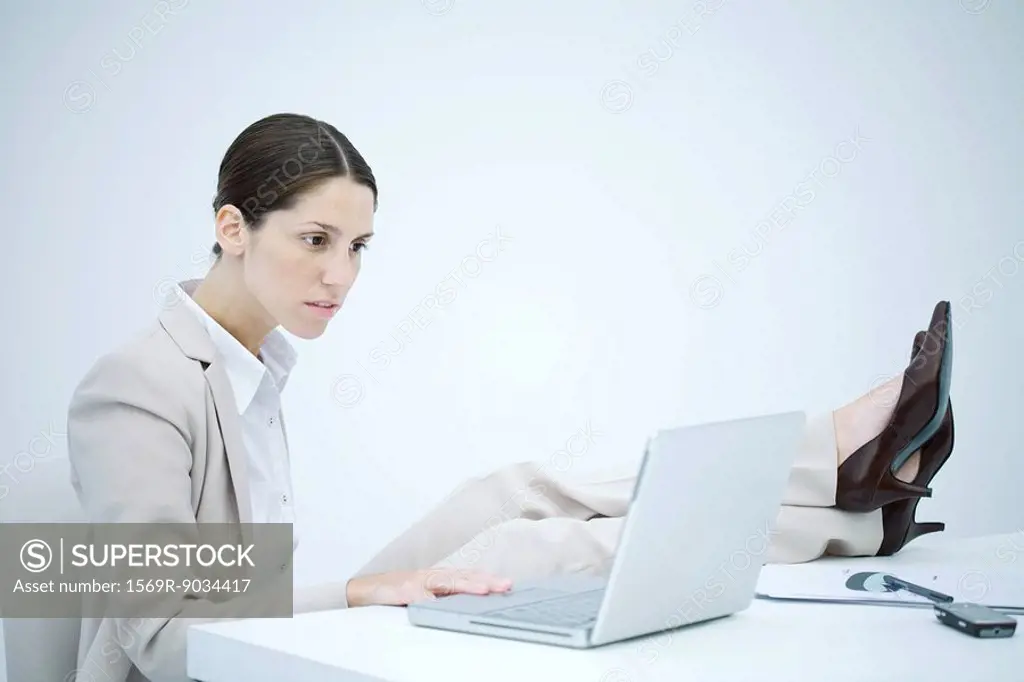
[303,234,328,248]
[352,241,369,253]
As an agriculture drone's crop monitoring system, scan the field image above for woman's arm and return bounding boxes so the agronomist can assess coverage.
[68,347,511,679]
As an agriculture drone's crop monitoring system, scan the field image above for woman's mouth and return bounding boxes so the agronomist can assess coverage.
[305,301,339,318]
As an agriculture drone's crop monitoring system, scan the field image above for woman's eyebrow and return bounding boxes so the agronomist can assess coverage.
[307,221,374,240]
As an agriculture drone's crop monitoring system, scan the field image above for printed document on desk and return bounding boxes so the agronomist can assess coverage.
[756,562,1024,614]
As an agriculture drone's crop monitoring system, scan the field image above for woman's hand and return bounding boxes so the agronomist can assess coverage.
[345,568,513,607]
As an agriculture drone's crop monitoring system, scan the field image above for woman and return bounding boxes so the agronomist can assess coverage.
[66,112,954,682]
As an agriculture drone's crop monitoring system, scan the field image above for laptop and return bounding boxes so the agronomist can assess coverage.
[406,410,805,648]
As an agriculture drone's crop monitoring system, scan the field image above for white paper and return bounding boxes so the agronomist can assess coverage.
[756,563,1024,611]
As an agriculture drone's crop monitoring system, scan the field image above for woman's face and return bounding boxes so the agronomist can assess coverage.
[240,175,376,339]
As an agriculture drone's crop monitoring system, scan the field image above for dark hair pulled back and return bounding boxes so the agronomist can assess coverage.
[210,113,378,257]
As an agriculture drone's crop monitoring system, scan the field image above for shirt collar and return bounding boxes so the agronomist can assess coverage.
[175,283,297,412]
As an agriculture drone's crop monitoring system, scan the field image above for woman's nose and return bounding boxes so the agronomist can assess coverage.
[323,252,356,287]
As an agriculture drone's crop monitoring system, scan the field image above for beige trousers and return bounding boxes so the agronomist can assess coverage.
[355,411,884,582]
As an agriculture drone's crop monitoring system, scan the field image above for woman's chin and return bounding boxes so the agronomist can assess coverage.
[277,301,343,339]
[281,317,332,340]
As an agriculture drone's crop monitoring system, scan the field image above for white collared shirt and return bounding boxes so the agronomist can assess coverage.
[176,285,298,548]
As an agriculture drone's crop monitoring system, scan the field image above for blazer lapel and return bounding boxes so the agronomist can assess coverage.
[157,283,253,531]
[202,362,254,526]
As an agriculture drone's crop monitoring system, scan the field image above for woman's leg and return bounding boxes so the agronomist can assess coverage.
[768,373,925,563]
[354,379,923,581]
[353,459,617,578]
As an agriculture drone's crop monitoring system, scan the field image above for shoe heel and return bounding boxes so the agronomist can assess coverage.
[906,520,945,544]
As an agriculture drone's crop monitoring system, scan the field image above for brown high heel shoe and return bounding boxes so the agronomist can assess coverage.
[877,398,954,555]
[835,301,953,512]
[877,330,955,554]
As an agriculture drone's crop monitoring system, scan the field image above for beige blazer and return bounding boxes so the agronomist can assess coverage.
[66,288,349,682]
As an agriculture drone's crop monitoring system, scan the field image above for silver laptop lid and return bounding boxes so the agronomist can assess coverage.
[590,410,806,645]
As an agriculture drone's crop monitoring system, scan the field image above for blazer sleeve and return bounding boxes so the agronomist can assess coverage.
[67,349,350,682]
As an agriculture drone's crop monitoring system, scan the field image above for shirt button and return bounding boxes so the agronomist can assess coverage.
[281,494,288,504]
[268,416,275,426]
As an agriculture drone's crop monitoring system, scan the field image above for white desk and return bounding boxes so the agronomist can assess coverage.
[187,533,1024,682]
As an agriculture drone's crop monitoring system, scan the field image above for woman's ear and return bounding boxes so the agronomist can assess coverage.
[214,205,248,257]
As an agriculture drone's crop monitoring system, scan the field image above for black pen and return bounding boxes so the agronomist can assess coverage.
[882,574,955,603]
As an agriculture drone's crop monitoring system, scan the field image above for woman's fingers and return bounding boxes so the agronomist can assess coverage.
[350,570,514,607]
[421,569,513,596]
[451,570,510,595]
[453,570,513,595]
[482,574,513,592]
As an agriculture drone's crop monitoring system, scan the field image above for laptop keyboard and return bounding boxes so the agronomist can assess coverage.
[483,589,605,628]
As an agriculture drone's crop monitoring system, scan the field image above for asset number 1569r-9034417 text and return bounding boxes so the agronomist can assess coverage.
[127,578,251,593]
[11,578,252,594]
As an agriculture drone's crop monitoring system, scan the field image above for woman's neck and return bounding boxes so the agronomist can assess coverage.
[190,261,272,357]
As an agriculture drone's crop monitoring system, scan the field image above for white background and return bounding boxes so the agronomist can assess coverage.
[2,1,1022,675]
